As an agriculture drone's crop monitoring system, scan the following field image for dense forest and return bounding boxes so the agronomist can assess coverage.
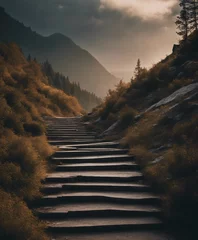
[41,60,101,111]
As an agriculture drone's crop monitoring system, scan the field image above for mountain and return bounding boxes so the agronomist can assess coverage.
[41,60,101,111]
[0,7,118,97]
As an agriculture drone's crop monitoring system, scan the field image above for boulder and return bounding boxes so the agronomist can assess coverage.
[182,61,198,75]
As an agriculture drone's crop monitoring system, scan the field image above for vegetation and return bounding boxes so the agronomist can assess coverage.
[87,30,198,235]
[41,60,101,111]
[0,42,83,239]
[176,0,198,41]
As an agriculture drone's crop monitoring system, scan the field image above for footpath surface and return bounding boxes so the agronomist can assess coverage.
[36,117,174,240]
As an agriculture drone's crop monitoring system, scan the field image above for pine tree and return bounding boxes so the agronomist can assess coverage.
[176,0,190,41]
[27,54,31,61]
[188,0,198,31]
[134,59,142,80]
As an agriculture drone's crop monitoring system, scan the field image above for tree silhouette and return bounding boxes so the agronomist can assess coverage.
[27,54,31,61]
[176,0,190,41]
[134,59,142,81]
[188,0,198,31]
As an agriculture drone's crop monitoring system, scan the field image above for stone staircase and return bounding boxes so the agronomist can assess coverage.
[35,117,173,240]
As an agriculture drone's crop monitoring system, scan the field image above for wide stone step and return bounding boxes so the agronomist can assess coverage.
[47,126,85,129]
[42,182,151,194]
[46,217,163,233]
[37,202,160,216]
[54,149,128,157]
[46,170,142,180]
[48,140,105,146]
[37,209,161,219]
[47,132,95,136]
[48,136,96,140]
[45,174,143,184]
[51,155,133,164]
[47,129,91,132]
[38,192,160,207]
[63,142,120,149]
[55,163,139,172]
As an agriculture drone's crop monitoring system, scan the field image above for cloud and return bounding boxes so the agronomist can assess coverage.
[100,0,178,20]
[0,0,179,81]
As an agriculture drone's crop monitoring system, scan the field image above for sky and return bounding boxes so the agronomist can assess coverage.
[0,0,180,81]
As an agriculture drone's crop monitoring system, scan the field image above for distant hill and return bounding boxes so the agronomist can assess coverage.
[41,60,101,111]
[0,6,118,97]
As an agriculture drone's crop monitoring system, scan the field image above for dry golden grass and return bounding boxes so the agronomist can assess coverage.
[0,42,83,240]
[0,189,48,240]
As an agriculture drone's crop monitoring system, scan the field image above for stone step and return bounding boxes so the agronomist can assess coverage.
[47,129,91,132]
[45,174,143,184]
[37,209,161,219]
[38,192,160,207]
[47,134,96,138]
[63,142,120,149]
[51,155,133,164]
[48,136,96,140]
[49,231,174,240]
[42,182,151,194]
[49,140,105,146]
[55,163,139,172]
[54,149,128,157]
[37,202,160,216]
[46,217,163,233]
[47,126,85,129]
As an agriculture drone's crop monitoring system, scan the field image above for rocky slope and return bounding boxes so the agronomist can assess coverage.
[86,32,198,238]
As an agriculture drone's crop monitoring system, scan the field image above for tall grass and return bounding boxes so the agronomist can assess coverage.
[0,43,83,239]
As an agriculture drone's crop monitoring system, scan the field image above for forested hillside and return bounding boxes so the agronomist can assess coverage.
[41,60,101,111]
[0,42,82,240]
[0,6,118,97]
[86,31,198,236]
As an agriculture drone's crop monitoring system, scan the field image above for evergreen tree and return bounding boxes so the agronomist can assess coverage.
[188,0,198,31]
[176,0,190,41]
[27,54,31,61]
[134,59,142,81]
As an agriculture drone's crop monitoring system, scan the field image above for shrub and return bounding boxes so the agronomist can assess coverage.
[119,107,137,129]
[0,189,48,240]
[23,122,45,136]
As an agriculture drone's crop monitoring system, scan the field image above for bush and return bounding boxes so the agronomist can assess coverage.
[0,189,48,240]
[120,107,137,129]
[23,122,45,136]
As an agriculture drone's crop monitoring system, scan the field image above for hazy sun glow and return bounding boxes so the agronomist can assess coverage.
[100,0,177,20]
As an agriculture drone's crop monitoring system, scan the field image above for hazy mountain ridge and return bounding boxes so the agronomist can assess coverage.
[0,6,118,97]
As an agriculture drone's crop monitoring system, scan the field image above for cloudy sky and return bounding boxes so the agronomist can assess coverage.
[0,0,180,80]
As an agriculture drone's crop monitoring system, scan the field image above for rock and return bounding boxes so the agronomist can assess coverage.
[145,83,198,112]
[172,44,180,53]
[134,114,142,121]
[94,117,101,123]
[168,67,177,78]
[151,156,164,165]
[100,120,120,137]
[151,145,172,153]
[176,72,184,79]
[182,61,198,75]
